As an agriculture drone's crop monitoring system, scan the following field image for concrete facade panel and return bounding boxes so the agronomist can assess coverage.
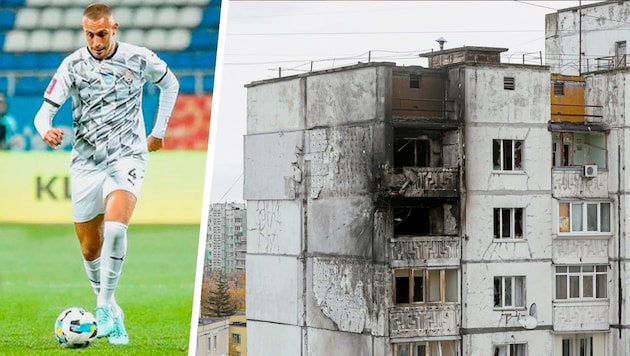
[306,327,373,356]
[463,66,550,125]
[463,194,553,261]
[305,66,387,127]
[462,262,552,329]
[246,320,302,356]
[247,78,304,134]
[464,331,553,356]
[244,131,303,200]
[246,199,303,256]
[307,196,373,256]
[246,254,303,325]
[464,126,552,192]
[305,124,385,199]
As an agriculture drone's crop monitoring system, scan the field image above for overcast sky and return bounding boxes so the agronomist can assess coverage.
[205,0,602,204]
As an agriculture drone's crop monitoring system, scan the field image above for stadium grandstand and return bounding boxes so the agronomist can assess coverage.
[0,0,219,151]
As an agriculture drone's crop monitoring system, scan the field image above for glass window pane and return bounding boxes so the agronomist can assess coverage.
[572,203,583,231]
[556,274,567,299]
[557,266,567,273]
[504,277,512,306]
[515,208,523,238]
[569,266,581,273]
[397,344,410,356]
[494,277,501,307]
[494,208,500,239]
[502,209,511,238]
[601,203,611,233]
[570,276,580,298]
[515,277,525,307]
[413,272,424,303]
[587,203,598,231]
[583,275,593,298]
[414,344,426,356]
[396,271,410,304]
[597,273,607,298]
[562,339,571,356]
[503,140,513,170]
[583,266,594,272]
[428,270,440,302]
[559,203,570,232]
[493,140,501,170]
[514,140,522,170]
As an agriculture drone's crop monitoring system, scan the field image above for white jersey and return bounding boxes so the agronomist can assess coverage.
[44,42,168,169]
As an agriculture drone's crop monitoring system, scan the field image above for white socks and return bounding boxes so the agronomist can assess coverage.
[96,221,128,311]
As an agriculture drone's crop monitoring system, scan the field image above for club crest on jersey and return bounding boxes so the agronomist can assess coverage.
[123,70,136,83]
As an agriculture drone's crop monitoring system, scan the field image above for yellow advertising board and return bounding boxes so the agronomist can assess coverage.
[0,151,207,224]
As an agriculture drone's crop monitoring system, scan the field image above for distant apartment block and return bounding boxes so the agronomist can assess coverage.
[206,203,247,273]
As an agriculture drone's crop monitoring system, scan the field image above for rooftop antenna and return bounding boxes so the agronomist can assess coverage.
[436,37,447,51]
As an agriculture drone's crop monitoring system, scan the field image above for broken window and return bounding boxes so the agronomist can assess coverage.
[558,201,611,234]
[555,265,607,300]
[504,77,515,90]
[394,207,431,235]
[394,268,457,305]
[494,344,526,356]
[394,340,458,356]
[493,208,524,240]
[554,82,565,96]
[493,139,523,171]
[552,132,606,168]
[494,276,525,309]
[394,138,431,170]
[410,74,422,89]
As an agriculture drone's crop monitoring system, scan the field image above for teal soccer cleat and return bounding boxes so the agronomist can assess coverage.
[95,306,115,338]
[108,314,129,345]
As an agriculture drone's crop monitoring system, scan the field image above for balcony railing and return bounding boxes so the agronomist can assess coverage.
[389,304,460,338]
[382,167,459,198]
[553,300,609,331]
[390,236,460,268]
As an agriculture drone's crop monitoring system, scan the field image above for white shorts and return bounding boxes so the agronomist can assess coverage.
[71,157,146,223]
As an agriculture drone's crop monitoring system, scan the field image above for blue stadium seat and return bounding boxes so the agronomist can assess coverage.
[0,52,13,70]
[0,10,16,30]
[202,74,214,92]
[192,51,216,69]
[38,52,64,70]
[15,76,49,96]
[3,0,26,7]
[199,8,220,28]
[0,77,8,93]
[10,53,38,70]
[178,75,196,93]
[189,29,218,51]
[0,33,4,49]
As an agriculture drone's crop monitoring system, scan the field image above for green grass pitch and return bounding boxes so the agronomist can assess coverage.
[0,224,201,355]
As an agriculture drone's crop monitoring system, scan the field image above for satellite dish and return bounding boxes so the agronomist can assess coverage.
[518,315,538,330]
[529,303,537,318]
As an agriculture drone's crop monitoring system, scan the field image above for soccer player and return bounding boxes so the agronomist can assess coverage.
[33,3,179,345]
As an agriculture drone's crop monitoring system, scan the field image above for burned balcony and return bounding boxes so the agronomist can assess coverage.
[389,304,461,338]
[391,67,454,120]
[382,167,459,198]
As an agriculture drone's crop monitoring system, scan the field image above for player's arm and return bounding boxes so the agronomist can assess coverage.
[148,69,179,152]
[34,100,63,149]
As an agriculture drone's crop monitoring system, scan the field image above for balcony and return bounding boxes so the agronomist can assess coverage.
[551,169,608,199]
[390,236,460,268]
[553,300,609,331]
[389,304,460,338]
[382,167,459,198]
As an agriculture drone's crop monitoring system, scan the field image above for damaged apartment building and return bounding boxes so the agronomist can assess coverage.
[243,2,630,355]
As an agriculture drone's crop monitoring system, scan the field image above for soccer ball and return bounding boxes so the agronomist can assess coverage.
[54,307,97,348]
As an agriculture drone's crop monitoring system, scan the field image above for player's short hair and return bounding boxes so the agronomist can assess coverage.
[83,3,114,21]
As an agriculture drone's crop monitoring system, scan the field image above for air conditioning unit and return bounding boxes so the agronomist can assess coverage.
[583,164,598,178]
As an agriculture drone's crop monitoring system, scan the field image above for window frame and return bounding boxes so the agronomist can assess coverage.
[494,276,526,309]
[558,201,611,235]
[493,139,523,172]
[394,268,458,305]
[494,343,527,356]
[561,334,594,356]
[493,207,524,240]
[555,265,607,300]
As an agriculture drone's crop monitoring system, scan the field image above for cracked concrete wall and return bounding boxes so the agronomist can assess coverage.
[463,194,553,261]
[243,131,304,200]
[247,77,305,134]
[306,257,389,337]
[546,2,630,75]
[305,65,390,128]
[247,200,302,256]
[462,262,552,329]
